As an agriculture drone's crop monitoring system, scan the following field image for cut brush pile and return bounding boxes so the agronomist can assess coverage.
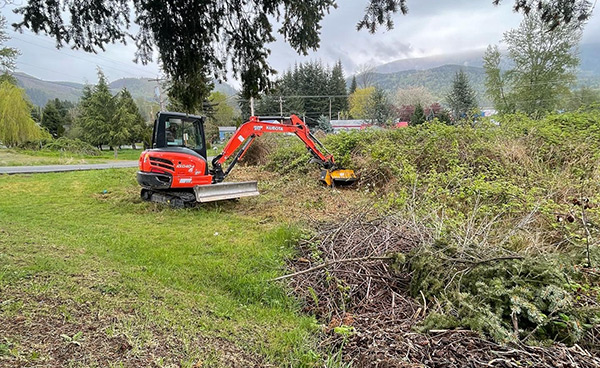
[277,211,600,367]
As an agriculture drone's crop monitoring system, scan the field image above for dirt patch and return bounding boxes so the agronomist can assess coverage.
[0,289,267,368]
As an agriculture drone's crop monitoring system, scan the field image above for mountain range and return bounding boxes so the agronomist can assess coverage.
[14,72,238,107]
[364,42,600,107]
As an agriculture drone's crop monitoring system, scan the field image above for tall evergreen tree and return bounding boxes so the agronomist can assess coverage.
[329,60,348,117]
[299,61,330,122]
[446,70,477,119]
[116,88,146,149]
[252,60,348,125]
[79,70,116,149]
[41,100,65,138]
[108,89,139,157]
[366,87,393,126]
[349,75,358,94]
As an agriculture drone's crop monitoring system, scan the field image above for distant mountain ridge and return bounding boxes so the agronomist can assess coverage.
[361,43,600,107]
[374,43,600,76]
[370,65,491,106]
[14,72,239,107]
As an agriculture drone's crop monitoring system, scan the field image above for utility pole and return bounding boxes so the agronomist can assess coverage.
[329,97,332,121]
[148,77,166,111]
[278,96,284,117]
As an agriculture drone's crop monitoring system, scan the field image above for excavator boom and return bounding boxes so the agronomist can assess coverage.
[210,115,340,183]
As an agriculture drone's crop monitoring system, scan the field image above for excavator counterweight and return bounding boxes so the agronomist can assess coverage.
[137,112,356,206]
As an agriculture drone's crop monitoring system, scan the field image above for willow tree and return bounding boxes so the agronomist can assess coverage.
[0,81,45,146]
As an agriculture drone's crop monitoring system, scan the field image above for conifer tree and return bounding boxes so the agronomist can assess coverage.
[109,89,139,157]
[366,87,393,126]
[410,103,426,125]
[41,100,65,138]
[329,60,348,116]
[79,70,116,149]
[349,75,357,94]
[117,88,146,149]
[446,70,477,120]
[316,115,333,133]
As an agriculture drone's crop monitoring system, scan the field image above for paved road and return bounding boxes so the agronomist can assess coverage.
[0,161,139,174]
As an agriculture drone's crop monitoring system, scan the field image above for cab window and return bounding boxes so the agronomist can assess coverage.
[165,118,203,151]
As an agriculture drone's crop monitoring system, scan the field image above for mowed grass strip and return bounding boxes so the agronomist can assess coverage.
[0,169,319,367]
[0,149,142,166]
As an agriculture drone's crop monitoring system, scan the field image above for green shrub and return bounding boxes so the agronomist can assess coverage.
[17,137,100,156]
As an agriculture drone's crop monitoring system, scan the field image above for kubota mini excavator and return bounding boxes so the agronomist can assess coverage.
[137,111,357,207]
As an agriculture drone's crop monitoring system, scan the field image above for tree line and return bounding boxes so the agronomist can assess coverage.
[244,60,349,123]
[245,58,476,127]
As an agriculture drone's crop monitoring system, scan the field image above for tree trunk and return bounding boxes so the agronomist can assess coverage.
[114,147,118,159]
[132,142,137,150]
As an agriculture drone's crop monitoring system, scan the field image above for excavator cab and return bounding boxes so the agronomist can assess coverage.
[152,112,207,160]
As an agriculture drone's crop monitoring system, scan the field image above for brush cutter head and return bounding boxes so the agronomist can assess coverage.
[194,181,259,203]
[320,169,358,187]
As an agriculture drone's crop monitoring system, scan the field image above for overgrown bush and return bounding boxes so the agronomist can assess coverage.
[17,137,100,156]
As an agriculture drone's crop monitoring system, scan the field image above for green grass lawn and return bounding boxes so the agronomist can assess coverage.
[0,149,143,166]
[0,169,320,367]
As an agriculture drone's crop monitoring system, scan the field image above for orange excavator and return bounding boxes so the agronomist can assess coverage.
[137,112,357,207]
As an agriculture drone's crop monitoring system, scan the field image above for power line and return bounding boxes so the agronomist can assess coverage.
[13,30,156,76]
[13,70,83,90]
[16,60,83,81]
[10,35,154,78]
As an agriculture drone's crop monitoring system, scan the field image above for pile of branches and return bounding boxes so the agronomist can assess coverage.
[278,212,600,367]
[239,135,278,166]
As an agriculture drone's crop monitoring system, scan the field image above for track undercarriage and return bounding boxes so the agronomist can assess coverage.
[140,188,197,208]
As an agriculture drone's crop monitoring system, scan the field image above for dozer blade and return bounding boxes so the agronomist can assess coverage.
[193,181,259,203]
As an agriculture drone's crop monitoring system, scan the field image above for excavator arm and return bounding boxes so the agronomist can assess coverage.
[211,115,339,183]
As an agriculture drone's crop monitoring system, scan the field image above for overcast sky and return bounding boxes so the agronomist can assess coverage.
[2,1,599,87]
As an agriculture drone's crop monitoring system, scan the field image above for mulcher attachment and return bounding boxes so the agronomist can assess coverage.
[320,169,358,187]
